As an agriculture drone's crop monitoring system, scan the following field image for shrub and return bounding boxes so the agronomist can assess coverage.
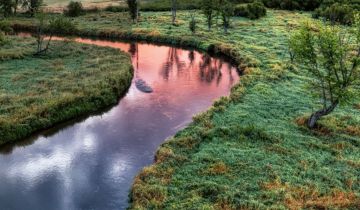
[314,3,355,25]
[234,1,266,19]
[0,20,12,33]
[64,1,84,17]
[189,13,196,34]
[261,0,322,11]
[247,1,266,19]
[0,31,7,45]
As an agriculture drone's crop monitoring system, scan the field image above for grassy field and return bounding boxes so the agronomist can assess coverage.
[43,0,122,8]
[0,36,133,145]
[6,9,360,209]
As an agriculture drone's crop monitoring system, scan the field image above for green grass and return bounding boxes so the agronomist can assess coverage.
[43,0,121,8]
[0,36,133,145]
[6,9,360,209]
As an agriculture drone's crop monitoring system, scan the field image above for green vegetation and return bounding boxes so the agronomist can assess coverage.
[124,10,360,209]
[0,36,133,145]
[64,1,84,17]
[5,8,360,208]
[290,21,360,128]
[1,0,360,208]
[234,1,267,20]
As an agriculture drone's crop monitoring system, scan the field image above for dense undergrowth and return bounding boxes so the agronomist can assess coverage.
[0,36,133,145]
[5,9,360,209]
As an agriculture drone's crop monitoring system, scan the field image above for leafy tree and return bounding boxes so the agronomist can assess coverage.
[127,0,138,23]
[290,21,360,128]
[22,0,43,17]
[219,0,234,33]
[201,0,215,31]
[189,12,196,34]
[34,14,76,55]
[64,1,84,17]
[0,0,14,17]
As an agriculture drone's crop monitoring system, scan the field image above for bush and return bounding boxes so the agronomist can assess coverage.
[261,0,322,11]
[234,1,266,19]
[0,20,12,34]
[189,13,196,33]
[0,31,7,45]
[314,3,355,25]
[64,1,84,17]
[247,1,266,19]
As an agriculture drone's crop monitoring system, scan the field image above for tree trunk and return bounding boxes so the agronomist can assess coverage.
[307,100,339,129]
[171,0,176,25]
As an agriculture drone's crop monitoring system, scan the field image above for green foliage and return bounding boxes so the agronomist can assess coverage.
[127,0,138,22]
[0,31,7,45]
[234,1,266,19]
[261,0,322,11]
[22,0,43,16]
[64,1,84,17]
[0,0,14,17]
[189,12,196,34]
[201,0,215,30]
[0,19,12,33]
[220,0,234,33]
[48,16,76,34]
[290,21,360,127]
[314,3,355,25]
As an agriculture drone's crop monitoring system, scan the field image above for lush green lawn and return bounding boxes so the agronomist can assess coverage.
[6,9,360,209]
[0,36,133,145]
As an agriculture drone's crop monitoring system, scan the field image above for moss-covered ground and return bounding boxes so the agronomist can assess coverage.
[0,36,133,145]
[6,9,360,209]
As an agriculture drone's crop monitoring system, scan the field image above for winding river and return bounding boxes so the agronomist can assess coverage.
[0,37,239,210]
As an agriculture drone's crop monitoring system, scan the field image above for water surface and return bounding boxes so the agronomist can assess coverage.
[0,37,239,210]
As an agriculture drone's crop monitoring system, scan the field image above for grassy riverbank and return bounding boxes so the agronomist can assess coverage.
[0,36,133,145]
[6,9,360,209]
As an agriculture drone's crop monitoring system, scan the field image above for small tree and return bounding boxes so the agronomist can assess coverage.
[171,0,177,25]
[220,0,234,33]
[22,0,43,17]
[189,12,196,34]
[0,0,14,17]
[64,1,84,17]
[127,0,138,23]
[290,21,360,128]
[34,14,76,55]
[201,0,215,31]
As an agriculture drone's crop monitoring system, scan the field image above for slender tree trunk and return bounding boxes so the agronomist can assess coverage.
[307,100,339,128]
[171,0,176,25]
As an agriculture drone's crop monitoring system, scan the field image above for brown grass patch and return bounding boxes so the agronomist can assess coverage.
[354,103,360,110]
[155,147,174,163]
[207,162,229,175]
[295,116,307,127]
[262,179,360,210]
[344,125,360,137]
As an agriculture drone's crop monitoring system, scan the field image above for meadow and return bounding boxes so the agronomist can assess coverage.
[0,36,133,145]
[5,7,360,209]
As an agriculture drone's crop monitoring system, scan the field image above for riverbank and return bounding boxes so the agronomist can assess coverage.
[6,10,360,209]
[0,36,133,145]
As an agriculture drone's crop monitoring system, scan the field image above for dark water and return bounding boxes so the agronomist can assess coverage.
[0,37,239,210]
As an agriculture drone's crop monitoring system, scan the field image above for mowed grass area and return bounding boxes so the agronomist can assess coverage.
[43,0,122,8]
[0,36,133,145]
[7,10,360,208]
